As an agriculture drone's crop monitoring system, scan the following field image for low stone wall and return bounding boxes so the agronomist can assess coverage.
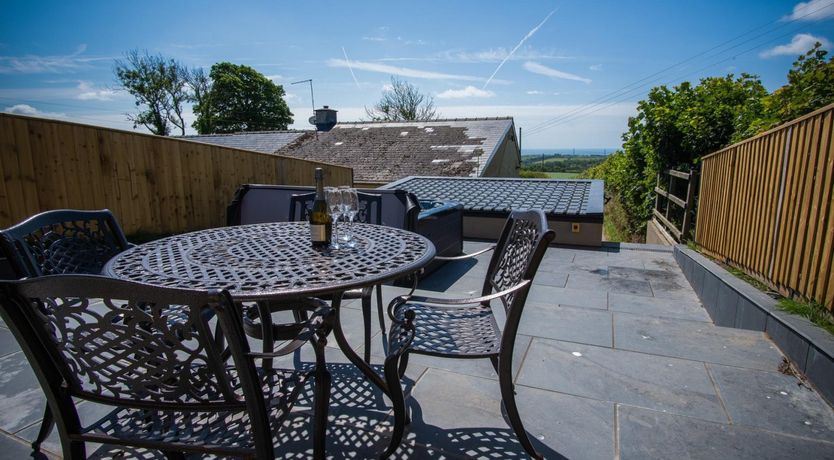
[674,246,834,405]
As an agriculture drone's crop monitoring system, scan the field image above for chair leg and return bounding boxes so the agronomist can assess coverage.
[397,351,410,379]
[362,295,372,362]
[313,334,331,460]
[376,284,386,332]
[382,354,407,459]
[62,440,85,460]
[498,369,543,460]
[257,301,275,371]
[162,451,186,460]
[32,406,55,451]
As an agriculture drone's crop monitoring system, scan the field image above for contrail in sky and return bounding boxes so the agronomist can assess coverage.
[482,9,557,89]
[342,46,362,89]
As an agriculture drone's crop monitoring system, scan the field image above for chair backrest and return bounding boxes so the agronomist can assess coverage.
[0,209,130,278]
[0,275,276,456]
[227,184,418,230]
[482,210,555,314]
[288,191,383,225]
[0,275,265,412]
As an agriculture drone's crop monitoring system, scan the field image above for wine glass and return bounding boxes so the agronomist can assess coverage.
[325,187,342,248]
[339,187,359,247]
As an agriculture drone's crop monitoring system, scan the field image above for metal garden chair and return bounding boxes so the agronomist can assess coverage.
[0,209,132,452]
[383,210,555,459]
[0,274,332,459]
[283,191,384,361]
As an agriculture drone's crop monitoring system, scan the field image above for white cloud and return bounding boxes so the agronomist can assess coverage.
[3,104,66,118]
[362,36,387,42]
[589,64,603,71]
[0,44,109,74]
[526,90,560,95]
[76,81,118,101]
[265,74,284,81]
[523,61,592,84]
[785,0,834,21]
[435,86,495,99]
[759,33,831,58]
[327,58,485,81]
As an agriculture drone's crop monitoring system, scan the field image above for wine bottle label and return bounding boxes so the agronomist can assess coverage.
[310,224,327,242]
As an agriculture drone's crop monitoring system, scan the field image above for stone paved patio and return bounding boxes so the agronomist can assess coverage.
[1,242,834,459]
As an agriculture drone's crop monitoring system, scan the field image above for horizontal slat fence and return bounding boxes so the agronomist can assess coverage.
[696,103,834,309]
[0,114,353,235]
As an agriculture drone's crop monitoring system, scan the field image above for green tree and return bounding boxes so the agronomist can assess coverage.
[750,42,834,135]
[587,74,768,238]
[365,77,438,121]
[196,62,293,133]
[114,50,190,136]
[186,67,214,135]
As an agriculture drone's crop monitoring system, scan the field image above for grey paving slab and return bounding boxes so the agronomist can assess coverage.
[17,399,117,458]
[406,368,613,460]
[530,271,568,288]
[0,433,39,460]
[650,277,700,301]
[608,292,710,322]
[709,364,834,441]
[527,285,608,310]
[608,266,686,284]
[566,273,654,296]
[619,404,834,460]
[519,304,612,347]
[0,327,20,358]
[0,351,47,434]
[400,334,531,383]
[517,338,727,422]
[614,314,784,371]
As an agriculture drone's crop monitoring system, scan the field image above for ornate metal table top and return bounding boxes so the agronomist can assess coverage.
[104,222,435,300]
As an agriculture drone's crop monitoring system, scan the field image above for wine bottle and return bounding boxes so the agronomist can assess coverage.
[310,168,332,249]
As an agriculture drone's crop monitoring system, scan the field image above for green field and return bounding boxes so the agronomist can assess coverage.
[520,154,606,176]
[545,172,579,179]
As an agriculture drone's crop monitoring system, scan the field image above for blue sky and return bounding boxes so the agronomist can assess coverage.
[1,0,832,149]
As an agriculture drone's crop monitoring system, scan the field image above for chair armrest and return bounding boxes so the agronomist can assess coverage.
[434,244,495,261]
[391,279,531,310]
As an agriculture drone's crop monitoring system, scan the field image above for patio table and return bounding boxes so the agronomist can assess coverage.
[103,221,436,395]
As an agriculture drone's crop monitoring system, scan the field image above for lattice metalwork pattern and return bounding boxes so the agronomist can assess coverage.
[34,295,233,403]
[391,303,500,356]
[490,218,539,311]
[106,222,434,299]
[87,368,306,450]
[15,218,125,275]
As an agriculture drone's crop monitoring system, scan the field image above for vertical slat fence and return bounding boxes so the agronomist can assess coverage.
[696,103,834,309]
[0,114,353,235]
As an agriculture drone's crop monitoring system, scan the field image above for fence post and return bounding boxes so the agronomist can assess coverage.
[665,171,673,220]
[681,167,696,241]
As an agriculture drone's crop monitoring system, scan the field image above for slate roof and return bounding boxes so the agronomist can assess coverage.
[381,176,604,220]
[276,118,515,184]
[181,131,309,154]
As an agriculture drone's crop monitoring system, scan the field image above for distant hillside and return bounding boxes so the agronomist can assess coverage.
[520,153,608,178]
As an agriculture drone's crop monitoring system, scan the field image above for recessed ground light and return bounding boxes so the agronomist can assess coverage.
[779,391,788,395]
[361,127,369,130]
[400,131,408,136]
[571,351,582,357]
[334,142,343,146]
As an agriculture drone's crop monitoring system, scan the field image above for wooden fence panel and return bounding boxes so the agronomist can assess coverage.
[697,103,834,309]
[0,113,353,235]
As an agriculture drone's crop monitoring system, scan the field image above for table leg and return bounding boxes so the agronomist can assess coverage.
[329,293,390,395]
